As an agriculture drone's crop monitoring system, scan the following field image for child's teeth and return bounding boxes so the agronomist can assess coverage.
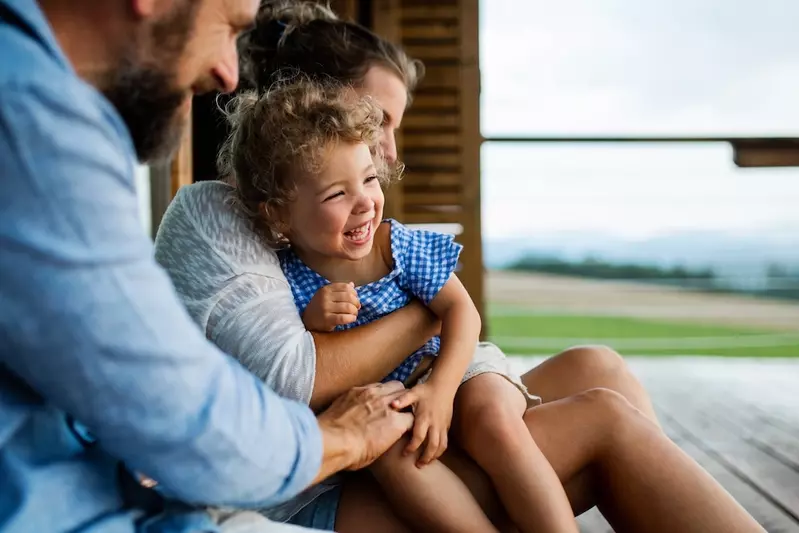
[347,223,368,237]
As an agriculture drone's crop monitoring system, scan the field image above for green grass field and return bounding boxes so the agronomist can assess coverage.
[487,307,799,357]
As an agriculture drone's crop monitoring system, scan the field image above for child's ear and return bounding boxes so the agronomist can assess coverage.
[260,201,290,236]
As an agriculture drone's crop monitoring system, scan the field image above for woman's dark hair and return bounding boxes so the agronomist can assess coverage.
[239,1,423,98]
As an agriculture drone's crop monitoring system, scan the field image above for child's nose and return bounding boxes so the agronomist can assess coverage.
[353,194,374,214]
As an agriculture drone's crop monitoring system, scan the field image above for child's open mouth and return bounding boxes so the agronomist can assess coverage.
[343,221,372,244]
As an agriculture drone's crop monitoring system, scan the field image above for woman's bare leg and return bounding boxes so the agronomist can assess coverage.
[520,345,660,425]
[335,467,518,533]
[335,472,411,533]
[454,373,578,533]
[368,437,498,533]
[523,388,764,533]
[335,380,762,532]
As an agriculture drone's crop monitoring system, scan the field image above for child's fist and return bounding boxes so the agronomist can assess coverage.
[302,282,361,332]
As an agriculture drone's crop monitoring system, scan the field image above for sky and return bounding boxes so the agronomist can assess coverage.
[479,0,799,241]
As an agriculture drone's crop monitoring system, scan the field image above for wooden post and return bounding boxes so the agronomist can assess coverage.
[457,0,486,336]
[170,109,193,199]
[329,0,359,20]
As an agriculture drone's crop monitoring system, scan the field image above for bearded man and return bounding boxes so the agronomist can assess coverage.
[0,2,414,532]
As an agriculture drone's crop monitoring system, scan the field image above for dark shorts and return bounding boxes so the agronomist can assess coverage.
[285,485,342,531]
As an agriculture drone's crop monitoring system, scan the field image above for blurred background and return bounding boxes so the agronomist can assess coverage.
[480,0,799,360]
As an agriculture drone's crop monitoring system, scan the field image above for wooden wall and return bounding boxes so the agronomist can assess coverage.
[373,0,486,331]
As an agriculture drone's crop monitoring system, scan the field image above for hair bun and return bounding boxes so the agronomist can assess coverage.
[240,1,341,91]
[258,1,339,28]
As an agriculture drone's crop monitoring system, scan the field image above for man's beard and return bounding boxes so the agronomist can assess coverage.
[103,66,187,163]
[101,2,197,163]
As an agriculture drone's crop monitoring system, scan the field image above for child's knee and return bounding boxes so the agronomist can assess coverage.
[457,394,529,452]
[457,375,526,432]
[370,437,418,479]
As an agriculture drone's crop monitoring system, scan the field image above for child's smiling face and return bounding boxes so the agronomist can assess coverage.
[284,141,385,262]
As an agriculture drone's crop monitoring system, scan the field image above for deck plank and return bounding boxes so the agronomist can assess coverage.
[510,356,799,533]
[660,410,799,533]
[663,415,799,533]
[639,358,799,532]
[691,395,799,477]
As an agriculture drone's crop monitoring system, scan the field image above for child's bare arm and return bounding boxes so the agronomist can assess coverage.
[425,274,481,392]
[392,274,480,465]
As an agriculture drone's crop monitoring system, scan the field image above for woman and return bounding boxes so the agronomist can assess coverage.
[154,2,763,532]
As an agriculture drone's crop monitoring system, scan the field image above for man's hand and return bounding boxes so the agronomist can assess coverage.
[392,382,455,467]
[303,282,360,332]
[313,381,414,483]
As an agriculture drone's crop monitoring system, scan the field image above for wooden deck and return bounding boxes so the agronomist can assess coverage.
[514,357,799,533]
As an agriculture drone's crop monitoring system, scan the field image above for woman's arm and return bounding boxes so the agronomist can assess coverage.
[210,273,439,411]
[155,184,438,411]
[424,275,482,394]
[311,300,439,409]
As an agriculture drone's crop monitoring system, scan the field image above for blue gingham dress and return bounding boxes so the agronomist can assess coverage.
[279,219,463,383]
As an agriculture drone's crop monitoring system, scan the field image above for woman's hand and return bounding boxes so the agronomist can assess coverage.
[303,282,360,332]
[392,382,456,467]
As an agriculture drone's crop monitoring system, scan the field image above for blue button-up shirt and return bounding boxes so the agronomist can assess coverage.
[0,1,323,531]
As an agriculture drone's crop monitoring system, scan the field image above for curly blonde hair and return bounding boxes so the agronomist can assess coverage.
[218,75,403,248]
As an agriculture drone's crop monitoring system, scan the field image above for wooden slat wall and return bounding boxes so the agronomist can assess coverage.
[396,0,486,331]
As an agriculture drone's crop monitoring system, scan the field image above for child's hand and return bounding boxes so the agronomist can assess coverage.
[392,382,455,467]
[303,282,360,332]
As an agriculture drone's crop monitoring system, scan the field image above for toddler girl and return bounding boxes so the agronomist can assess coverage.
[221,76,578,533]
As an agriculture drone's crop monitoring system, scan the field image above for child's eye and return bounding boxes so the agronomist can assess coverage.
[323,191,344,202]
[365,175,378,184]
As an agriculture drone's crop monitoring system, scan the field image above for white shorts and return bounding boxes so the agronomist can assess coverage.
[416,342,541,408]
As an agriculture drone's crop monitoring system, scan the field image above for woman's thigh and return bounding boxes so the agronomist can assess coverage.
[334,472,411,533]
[519,345,659,423]
[334,454,517,532]
[333,389,642,530]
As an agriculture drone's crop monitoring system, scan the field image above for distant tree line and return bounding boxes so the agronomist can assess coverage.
[506,255,799,301]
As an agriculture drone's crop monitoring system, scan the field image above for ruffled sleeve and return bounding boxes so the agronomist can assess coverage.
[391,220,463,305]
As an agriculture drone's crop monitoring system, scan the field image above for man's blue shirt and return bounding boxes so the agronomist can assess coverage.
[0,1,323,531]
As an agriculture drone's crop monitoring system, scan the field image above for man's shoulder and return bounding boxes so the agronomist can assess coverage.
[0,17,133,161]
[0,1,61,85]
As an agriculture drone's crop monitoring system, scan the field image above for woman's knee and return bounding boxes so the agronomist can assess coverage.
[563,346,656,409]
[572,387,646,436]
[558,345,627,378]
[575,386,631,410]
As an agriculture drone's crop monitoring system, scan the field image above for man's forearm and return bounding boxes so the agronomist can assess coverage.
[309,301,439,410]
[312,418,356,485]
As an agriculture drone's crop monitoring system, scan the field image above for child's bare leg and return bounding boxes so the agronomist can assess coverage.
[453,373,579,533]
[370,437,499,533]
